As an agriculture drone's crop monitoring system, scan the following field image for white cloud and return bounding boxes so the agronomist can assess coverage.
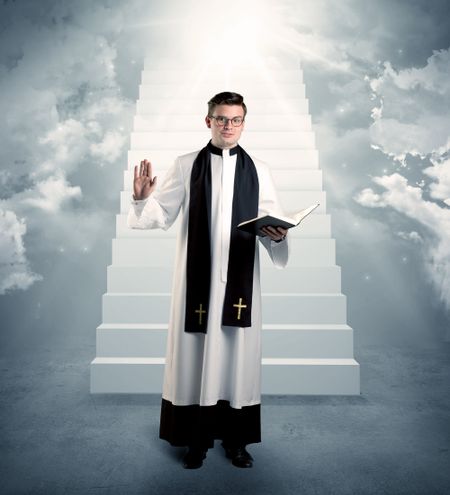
[0,2,135,294]
[377,49,450,94]
[368,49,450,163]
[354,187,386,208]
[21,175,82,212]
[0,209,42,294]
[356,47,450,321]
[38,119,89,176]
[90,131,127,165]
[424,158,450,201]
[355,172,450,314]
[397,231,423,243]
[355,173,450,229]
[369,118,448,164]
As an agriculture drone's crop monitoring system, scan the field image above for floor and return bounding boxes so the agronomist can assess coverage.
[1,342,450,494]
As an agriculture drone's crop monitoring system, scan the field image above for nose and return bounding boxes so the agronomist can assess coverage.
[223,119,233,129]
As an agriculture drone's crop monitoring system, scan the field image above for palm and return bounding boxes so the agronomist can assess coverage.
[133,160,157,200]
[134,175,153,197]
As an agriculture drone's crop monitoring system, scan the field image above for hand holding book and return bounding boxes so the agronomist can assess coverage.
[260,225,288,242]
[237,203,320,237]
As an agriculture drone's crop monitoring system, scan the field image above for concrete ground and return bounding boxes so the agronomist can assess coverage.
[1,342,450,495]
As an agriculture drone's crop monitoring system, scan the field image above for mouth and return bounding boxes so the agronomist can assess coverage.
[221,133,234,138]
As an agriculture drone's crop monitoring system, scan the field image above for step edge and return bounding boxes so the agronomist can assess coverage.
[96,323,352,331]
[262,358,359,365]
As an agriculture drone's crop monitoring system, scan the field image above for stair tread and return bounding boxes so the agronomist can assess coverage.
[103,292,346,297]
[263,358,359,365]
[92,357,165,364]
[97,323,352,330]
[91,357,359,365]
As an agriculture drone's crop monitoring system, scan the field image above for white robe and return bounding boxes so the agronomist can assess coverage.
[127,147,289,409]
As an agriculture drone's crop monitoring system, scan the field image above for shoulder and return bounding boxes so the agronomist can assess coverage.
[176,150,201,169]
[177,150,201,163]
[246,152,271,177]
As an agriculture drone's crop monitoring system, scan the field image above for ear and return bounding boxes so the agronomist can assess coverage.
[205,116,212,128]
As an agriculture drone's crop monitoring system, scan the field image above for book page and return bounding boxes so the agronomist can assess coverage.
[291,203,320,225]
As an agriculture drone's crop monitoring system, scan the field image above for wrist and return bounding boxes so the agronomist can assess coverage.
[133,194,147,201]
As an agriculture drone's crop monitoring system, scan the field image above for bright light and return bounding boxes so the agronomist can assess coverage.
[141,0,291,70]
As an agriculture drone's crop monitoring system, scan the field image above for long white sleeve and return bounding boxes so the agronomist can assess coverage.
[127,157,185,230]
[256,161,289,268]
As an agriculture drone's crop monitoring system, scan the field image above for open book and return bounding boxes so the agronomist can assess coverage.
[237,203,320,236]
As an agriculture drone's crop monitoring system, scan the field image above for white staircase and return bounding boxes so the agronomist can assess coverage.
[90,58,360,395]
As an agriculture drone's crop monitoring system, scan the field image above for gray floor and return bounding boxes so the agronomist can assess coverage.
[1,342,450,495]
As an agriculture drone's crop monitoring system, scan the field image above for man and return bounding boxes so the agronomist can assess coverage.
[127,92,289,469]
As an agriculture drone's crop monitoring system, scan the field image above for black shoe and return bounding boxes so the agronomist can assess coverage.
[222,443,254,468]
[183,447,207,469]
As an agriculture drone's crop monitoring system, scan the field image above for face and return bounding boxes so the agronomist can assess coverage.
[205,104,245,149]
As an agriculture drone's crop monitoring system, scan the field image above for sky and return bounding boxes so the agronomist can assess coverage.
[0,0,449,355]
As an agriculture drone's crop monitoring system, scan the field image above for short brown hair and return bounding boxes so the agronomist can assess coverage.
[207,92,247,118]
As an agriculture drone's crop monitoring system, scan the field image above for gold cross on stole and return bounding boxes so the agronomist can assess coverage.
[195,304,206,325]
[233,298,247,320]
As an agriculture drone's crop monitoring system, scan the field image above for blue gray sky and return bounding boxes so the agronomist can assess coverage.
[1,0,449,352]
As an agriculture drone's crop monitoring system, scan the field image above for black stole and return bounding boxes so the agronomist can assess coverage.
[185,141,259,333]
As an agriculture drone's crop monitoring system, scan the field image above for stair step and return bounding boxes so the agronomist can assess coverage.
[116,210,331,238]
[90,357,165,393]
[130,131,316,150]
[121,170,323,204]
[111,237,335,267]
[139,83,306,100]
[123,170,326,198]
[122,169,327,209]
[261,358,360,394]
[141,69,304,84]
[101,292,346,324]
[90,356,359,394]
[127,149,319,169]
[95,323,354,358]
[133,114,312,132]
[106,265,342,293]
[143,56,301,66]
[137,98,309,115]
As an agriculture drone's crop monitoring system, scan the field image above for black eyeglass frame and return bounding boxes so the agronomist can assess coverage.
[209,115,245,127]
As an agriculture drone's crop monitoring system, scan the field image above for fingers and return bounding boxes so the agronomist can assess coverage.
[136,159,153,178]
[261,225,287,240]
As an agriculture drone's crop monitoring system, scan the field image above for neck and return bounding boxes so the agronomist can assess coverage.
[211,139,238,150]
[207,140,239,156]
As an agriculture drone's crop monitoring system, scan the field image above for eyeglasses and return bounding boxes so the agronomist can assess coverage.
[210,115,244,127]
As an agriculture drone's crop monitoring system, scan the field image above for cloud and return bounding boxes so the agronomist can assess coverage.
[397,231,423,244]
[355,173,450,231]
[424,157,450,201]
[0,1,135,293]
[371,49,450,94]
[0,209,43,295]
[368,49,450,163]
[21,175,82,213]
[355,172,450,314]
[90,131,127,165]
[356,47,450,321]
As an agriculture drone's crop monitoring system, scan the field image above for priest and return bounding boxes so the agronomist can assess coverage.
[127,92,289,469]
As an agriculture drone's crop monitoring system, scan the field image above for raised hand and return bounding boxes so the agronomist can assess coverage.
[133,159,157,200]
